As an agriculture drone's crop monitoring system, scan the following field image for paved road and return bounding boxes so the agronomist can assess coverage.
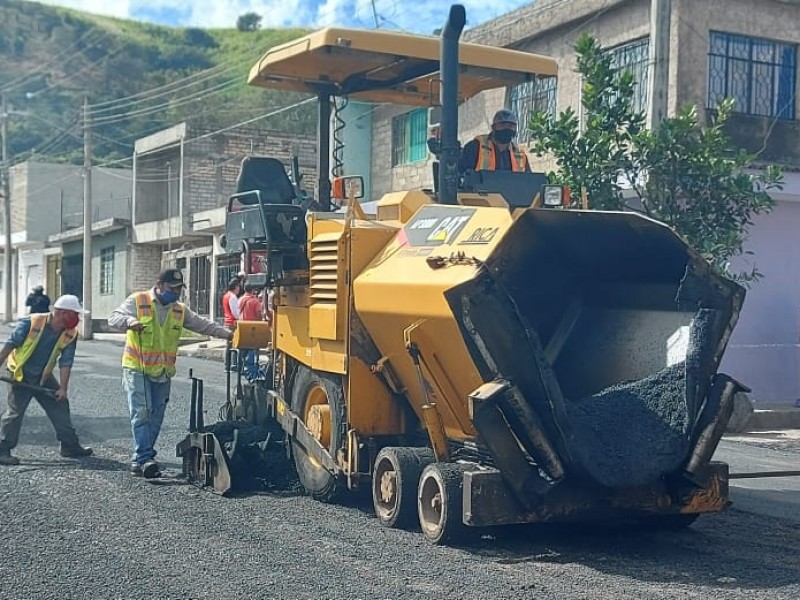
[715,435,800,522]
[0,336,798,600]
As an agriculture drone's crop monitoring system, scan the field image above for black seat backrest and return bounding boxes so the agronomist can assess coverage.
[235,157,296,205]
[461,170,549,208]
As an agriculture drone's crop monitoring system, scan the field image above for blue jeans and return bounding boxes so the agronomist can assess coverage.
[122,368,171,465]
[243,350,259,380]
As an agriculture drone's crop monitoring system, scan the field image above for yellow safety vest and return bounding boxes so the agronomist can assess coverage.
[474,134,528,172]
[7,314,78,384]
[122,292,186,378]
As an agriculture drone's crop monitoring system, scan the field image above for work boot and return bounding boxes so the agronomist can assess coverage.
[0,450,20,466]
[59,444,93,458]
[129,462,143,476]
[142,460,161,479]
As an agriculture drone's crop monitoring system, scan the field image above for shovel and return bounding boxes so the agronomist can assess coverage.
[0,376,58,398]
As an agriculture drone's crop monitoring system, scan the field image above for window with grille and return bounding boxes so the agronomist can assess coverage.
[607,37,650,115]
[391,108,428,166]
[708,31,796,120]
[509,76,558,144]
[100,247,114,295]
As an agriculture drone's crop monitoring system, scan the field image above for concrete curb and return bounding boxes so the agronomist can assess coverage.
[745,409,800,431]
[177,347,226,361]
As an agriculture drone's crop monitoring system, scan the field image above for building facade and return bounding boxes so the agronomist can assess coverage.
[132,122,316,320]
[5,161,132,321]
[354,0,800,405]
[47,220,131,332]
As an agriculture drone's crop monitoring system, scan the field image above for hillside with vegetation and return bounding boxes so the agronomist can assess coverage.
[0,0,314,166]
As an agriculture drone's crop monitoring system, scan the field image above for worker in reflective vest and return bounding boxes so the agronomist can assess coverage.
[0,295,93,465]
[108,268,233,479]
[458,109,531,173]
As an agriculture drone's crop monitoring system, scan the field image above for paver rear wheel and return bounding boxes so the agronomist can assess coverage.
[418,463,476,545]
[372,447,435,529]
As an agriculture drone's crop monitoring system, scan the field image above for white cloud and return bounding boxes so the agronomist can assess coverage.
[34,0,530,31]
[35,0,131,19]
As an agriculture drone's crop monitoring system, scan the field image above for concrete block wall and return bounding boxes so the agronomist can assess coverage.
[11,162,132,239]
[370,104,435,200]
[128,244,164,293]
[9,163,29,234]
[183,127,317,218]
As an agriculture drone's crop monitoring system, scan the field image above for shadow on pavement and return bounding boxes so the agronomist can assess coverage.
[16,415,132,447]
[462,512,799,590]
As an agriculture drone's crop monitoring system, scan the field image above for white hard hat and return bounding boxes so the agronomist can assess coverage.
[53,294,86,314]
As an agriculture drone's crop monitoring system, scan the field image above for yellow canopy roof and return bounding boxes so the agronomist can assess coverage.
[247,27,558,106]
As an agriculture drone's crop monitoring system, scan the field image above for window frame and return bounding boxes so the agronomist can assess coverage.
[99,246,115,296]
[707,31,797,120]
[391,108,429,167]
[508,75,558,144]
[606,37,651,116]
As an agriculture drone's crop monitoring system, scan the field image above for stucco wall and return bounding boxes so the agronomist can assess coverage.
[722,197,800,404]
[10,162,132,240]
[62,227,130,322]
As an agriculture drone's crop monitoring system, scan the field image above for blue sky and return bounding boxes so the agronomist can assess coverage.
[35,0,532,31]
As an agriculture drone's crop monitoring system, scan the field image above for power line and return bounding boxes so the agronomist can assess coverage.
[18,97,317,201]
[87,34,287,113]
[91,77,246,126]
[0,28,107,93]
[25,43,127,98]
[87,48,260,115]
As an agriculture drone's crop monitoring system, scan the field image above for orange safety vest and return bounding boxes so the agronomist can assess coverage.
[473,134,529,172]
[122,292,186,378]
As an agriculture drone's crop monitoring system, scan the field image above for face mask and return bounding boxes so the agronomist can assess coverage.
[63,313,79,329]
[493,129,516,144]
[158,289,180,305]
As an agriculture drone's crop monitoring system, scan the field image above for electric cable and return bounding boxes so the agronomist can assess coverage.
[88,48,262,115]
[0,28,109,92]
[91,78,246,126]
[331,96,349,177]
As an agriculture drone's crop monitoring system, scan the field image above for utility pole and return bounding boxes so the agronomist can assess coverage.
[1,93,12,323]
[81,96,93,340]
[647,0,671,129]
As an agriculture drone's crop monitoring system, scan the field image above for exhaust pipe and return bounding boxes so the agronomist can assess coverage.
[438,4,465,206]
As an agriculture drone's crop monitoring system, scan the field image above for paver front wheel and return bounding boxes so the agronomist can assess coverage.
[289,365,346,502]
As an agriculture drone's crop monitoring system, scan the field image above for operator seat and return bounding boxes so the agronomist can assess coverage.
[234,156,297,205]
[227,156,309,284]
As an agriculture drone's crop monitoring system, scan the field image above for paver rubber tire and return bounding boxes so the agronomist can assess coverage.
[372,447,435,529]
[289,364,346,503]
[418,462,477,545]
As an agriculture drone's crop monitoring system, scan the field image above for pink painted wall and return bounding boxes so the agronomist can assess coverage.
[722,198,800,405]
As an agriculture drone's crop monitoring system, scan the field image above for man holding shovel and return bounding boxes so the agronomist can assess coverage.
[0,294,93,465]
[108,268,233,478]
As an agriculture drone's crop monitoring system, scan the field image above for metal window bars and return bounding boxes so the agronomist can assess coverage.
[708,31,796,120]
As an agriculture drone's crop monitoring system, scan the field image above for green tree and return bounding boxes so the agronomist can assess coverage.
[236,12,262,32]
[529,33,782,283]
